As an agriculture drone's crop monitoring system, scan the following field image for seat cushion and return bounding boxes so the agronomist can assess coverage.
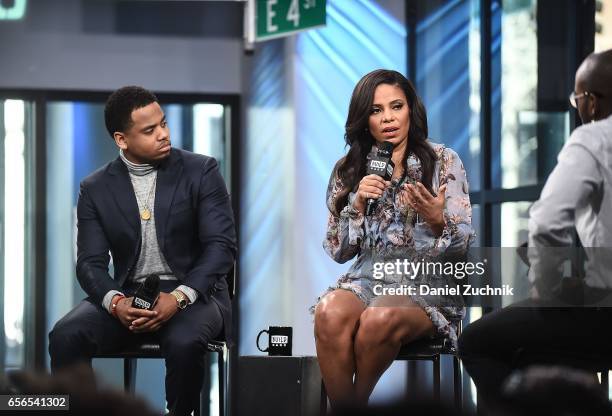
[92,337,225,359]
[396,337,456,360]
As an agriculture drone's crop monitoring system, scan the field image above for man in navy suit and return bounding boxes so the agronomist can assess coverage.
[49,86,236,416]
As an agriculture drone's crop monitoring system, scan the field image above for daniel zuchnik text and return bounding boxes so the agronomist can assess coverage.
[373,284,514,296]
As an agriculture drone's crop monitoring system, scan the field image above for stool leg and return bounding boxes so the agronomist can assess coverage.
[453,356,462,411]
[407,361,418,397]
[124,358,137,394]
[199,354,210,416]
[433,356,441,402]
[194,395,201,416]
[218,350,225,416]
[320,381,327,416]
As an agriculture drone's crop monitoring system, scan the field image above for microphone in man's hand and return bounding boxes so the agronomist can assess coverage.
[132,274,160,310]
[365,141,395,216]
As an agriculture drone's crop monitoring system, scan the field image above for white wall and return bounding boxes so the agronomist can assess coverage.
[0,0,243,93]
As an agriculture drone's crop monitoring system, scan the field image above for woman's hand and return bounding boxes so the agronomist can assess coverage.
[353,175,391,214]
[401,182,447,236]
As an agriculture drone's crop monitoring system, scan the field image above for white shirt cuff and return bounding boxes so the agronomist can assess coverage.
[102,290,125,313]
[175,285,198,304]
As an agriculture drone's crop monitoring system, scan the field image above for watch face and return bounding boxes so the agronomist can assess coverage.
[172,291,187,309]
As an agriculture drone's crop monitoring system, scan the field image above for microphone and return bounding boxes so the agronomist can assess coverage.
[132,274,160,310]
[365,141,394,216]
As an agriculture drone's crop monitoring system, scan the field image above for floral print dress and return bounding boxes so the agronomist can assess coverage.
[313,142,475,348]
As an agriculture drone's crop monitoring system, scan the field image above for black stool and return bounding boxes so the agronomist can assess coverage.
[93,337,228,416]
[93,266,235,416]
[397,334,462,409]
[319,324,463,413]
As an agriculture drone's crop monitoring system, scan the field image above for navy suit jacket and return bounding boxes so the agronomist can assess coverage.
[75,148,237,342]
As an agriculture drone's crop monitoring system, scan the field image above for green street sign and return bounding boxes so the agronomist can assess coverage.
[256,0,326,41]
[0,0,27,20]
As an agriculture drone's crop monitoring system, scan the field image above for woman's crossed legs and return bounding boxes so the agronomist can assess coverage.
[314,289,435,408]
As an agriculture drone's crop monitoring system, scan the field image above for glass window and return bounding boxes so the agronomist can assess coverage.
[595,0,612,52]
[415,0,482,191]
[492,0,571,189]
[471,203,481,247]
[495,0,538,189]
[0,99,35,370]
[500,200,531,247]
[498,201,532,306]
[468,0,482,191]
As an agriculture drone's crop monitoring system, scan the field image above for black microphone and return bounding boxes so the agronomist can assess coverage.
[132,274,160,310]
[365,141,395,216]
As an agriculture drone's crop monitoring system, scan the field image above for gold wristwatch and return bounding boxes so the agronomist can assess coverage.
[170,290,188,309]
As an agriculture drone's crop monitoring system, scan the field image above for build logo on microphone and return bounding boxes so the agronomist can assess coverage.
[369,160,386,172]
[134,297,151,309]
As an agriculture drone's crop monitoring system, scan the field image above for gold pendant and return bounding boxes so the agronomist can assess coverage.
[140,209,151,221]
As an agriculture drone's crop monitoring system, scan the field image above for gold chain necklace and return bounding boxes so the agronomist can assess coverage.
[136,175,157,221]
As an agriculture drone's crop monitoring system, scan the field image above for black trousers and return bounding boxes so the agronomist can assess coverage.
[458,298,612,410]
[48,281,223,416]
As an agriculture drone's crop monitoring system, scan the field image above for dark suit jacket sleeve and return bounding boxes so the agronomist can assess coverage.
[76,182,123,304]
[183,157,237,298]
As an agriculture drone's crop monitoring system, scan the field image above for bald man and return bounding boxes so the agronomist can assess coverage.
[458,49,612,412]
[573,49,612,123]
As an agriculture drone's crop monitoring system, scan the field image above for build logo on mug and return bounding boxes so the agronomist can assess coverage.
[256,326,292,356]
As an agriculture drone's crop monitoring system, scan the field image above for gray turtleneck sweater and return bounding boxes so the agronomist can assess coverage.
[101,150,198,313]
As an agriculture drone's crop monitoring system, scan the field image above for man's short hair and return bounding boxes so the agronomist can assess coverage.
[104,86,158,138]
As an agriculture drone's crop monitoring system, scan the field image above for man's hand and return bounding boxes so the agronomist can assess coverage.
[113,296,158,329]
[130,292,180,333]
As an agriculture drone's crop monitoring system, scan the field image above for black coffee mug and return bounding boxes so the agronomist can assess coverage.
[256,326,292,356]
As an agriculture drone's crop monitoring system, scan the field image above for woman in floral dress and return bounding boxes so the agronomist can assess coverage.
[313,69,475,409]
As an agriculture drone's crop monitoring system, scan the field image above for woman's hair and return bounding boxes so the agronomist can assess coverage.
[333,69,437,215]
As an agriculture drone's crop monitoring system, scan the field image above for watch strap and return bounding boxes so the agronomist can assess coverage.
[171,290,188,309]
